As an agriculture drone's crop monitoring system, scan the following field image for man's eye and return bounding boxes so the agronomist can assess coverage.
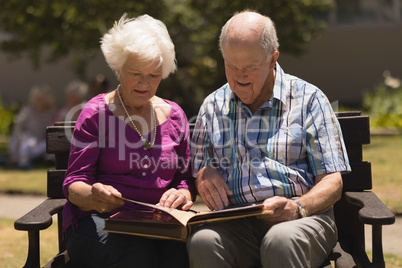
[227,64,236,70]
[245,66,256,71]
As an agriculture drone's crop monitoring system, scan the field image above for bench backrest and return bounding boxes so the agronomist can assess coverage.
[45,112,371,198]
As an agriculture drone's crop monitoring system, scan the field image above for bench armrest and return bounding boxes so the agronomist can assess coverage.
[343,191,395,268]
[14,198,67,231]
[14,198,67,268]
[344,191,395,225]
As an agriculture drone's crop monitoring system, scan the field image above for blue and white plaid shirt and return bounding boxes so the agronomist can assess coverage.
[191,63,351,205]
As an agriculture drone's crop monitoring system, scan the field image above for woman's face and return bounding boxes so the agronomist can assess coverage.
[118,54,163,107]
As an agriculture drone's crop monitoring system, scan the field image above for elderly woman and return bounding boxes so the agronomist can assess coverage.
[8,85,56,169]
[62,14,195,268]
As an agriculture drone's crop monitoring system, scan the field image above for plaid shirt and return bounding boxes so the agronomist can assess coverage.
[191,63,350,205]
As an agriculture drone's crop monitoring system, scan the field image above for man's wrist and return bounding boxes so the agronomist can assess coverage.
[294,199,307,218]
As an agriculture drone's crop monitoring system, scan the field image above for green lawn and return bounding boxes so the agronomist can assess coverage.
[0,218,58,268]
[0,167,49,195]
[364,135,402,214]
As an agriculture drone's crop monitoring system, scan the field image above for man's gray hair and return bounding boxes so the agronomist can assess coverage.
[219,11,279,60]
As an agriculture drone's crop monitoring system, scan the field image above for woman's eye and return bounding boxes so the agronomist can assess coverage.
[129,72,140,77]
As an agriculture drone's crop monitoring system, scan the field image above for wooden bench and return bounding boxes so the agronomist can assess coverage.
[14,112,395,268]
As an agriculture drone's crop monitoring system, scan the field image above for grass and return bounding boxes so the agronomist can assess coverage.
[382,253,402,268]
[1,135,402,267]
[0,167,49,195]
[0,218,58,268]
[364,135,402,214]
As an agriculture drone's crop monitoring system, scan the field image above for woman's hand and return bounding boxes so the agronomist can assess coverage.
[68,181,125,213]
[158,188,193,211]
[91,183,125,213]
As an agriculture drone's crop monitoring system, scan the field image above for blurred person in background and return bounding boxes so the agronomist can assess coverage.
[88,73,110,98]
[56,80,88,122]
[8,85,56,169]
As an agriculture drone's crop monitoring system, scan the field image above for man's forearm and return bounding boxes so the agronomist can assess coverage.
[297,172,343,216]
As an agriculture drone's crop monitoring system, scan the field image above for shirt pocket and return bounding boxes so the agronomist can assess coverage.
[268,126,305,163]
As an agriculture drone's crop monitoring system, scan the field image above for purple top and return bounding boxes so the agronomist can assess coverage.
[62,94,195,232]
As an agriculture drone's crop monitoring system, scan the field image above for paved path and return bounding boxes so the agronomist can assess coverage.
[1,193,401,257]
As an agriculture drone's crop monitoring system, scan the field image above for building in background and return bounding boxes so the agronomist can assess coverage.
[280,0,402,107]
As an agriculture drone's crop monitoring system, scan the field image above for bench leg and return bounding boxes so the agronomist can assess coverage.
[57,213,65,253]
[23,230,40,268]
[372,224,385,268]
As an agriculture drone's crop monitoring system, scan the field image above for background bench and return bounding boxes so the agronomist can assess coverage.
[14,112,395,268]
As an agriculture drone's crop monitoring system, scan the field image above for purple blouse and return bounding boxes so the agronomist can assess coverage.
[62,94,195,232]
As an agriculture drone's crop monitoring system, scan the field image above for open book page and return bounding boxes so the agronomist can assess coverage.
[104,197,274,241]
[119,197,197,226]
[118,196,272,226]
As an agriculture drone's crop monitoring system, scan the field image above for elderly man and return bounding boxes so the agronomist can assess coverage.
[189,10,351,268]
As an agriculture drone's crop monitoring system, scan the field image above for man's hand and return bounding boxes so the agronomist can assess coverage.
[259,172,343,225]
[196,166,233,211]
[259,196,300,225]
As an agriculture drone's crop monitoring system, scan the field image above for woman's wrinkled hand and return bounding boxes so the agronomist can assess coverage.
[158,188,193,211]
[91,182,125,213]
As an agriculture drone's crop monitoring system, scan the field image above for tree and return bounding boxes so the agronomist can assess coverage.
[0,0,334,116]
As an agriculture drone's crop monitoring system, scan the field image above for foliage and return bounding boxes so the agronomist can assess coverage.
[362,71,402,129]
[0,0,334,116]
[0,96,17,136]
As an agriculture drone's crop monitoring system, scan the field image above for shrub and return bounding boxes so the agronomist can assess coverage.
[0,96,17,136]
[362,71,402,129]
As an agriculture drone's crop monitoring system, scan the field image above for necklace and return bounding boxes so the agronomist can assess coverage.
[116,86,156,150]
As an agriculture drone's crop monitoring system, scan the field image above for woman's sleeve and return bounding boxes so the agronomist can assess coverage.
[190,105,214,178]
[169,105,196,198]
[62,115,101,199]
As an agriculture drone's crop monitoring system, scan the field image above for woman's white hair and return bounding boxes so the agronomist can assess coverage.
[101,14,176,79]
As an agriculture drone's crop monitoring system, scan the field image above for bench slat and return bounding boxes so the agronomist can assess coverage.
[46,126,74,154]
[338,116,370,145]
[47,170,67,198]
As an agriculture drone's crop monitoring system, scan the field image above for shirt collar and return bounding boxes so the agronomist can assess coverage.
[272,62,288,106]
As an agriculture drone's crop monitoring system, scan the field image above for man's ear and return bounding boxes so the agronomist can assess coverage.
[270,51,280,69]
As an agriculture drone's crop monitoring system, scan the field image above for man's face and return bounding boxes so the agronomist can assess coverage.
[223,40,276,112]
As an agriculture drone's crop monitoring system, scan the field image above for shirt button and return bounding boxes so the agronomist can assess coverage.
[144,164,148,168]
[144,155,148,159]
[142,172,146,176]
